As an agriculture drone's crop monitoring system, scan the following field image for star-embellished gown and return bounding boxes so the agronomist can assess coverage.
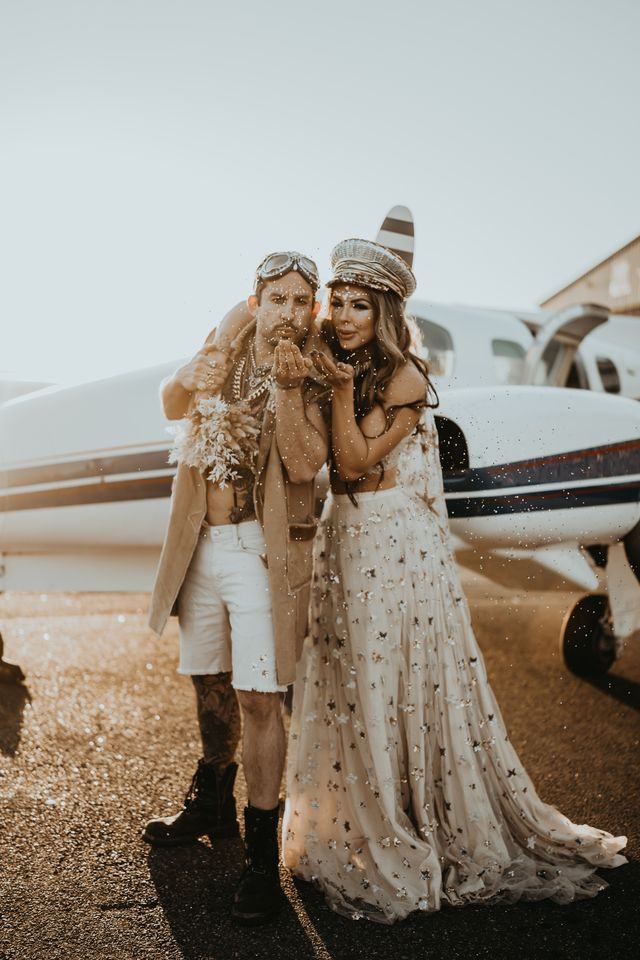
[282,409,626,923]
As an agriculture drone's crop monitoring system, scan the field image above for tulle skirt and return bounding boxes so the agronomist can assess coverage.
[283,487,627,923]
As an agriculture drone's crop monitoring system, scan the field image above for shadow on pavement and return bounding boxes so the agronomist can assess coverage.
[0,682,30,756]
[586,673,640,711]
[148,843,639,960]
[289,863,640,960]
[148,838,324,960]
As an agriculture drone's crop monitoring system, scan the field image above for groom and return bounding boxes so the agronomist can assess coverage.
[146,252,328,924]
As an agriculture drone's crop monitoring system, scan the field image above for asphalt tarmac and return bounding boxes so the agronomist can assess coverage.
[0,582,638,960]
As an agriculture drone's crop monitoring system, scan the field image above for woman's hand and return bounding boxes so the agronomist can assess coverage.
[310,351,355,394]
[176,343,232,394]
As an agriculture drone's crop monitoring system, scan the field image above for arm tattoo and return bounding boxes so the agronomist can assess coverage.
[192,673,241,773]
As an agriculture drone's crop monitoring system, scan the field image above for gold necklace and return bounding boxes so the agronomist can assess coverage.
[232,337,274,404]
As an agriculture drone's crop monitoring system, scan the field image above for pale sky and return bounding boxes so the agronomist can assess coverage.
[2,0,639,384]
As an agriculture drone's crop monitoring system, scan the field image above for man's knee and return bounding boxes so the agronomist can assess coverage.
[237,689,282,723]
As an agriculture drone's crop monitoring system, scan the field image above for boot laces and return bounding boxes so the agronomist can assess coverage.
[183,758,206,808]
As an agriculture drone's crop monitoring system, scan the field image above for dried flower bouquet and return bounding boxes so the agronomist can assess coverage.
[168,396,261,487]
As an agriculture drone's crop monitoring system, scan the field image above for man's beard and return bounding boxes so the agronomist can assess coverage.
[262,325,307,347]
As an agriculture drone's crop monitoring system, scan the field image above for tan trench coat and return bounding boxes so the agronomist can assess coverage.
[148,354,323,686]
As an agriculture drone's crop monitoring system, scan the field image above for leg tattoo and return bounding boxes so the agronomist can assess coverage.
[192,673,241,773]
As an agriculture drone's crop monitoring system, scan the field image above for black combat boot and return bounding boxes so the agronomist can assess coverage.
[142,759,240,846]
[232,804,284,925]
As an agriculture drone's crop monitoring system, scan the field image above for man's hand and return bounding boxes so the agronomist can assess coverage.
[310,350,355,394]
[273,340,313,389]
[176,343,233,394]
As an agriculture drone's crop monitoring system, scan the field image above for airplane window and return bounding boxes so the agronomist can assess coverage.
[413,317,455,377]
[491,339,526,385]
[596,357,621,394]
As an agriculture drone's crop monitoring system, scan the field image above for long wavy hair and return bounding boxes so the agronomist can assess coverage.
[321,286,438,503]
[321,286,438,427]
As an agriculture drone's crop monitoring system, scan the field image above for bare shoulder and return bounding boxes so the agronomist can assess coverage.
[384,360,427,406]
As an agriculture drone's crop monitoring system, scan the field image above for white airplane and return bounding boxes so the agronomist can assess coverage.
[1,208,639,680]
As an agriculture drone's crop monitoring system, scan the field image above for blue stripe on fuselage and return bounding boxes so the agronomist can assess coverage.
[1,439,639,517]
[443,438,640,494]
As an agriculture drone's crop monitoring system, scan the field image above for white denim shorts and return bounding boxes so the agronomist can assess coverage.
[177,520,287,693]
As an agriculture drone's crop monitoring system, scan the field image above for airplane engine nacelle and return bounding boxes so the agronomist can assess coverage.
[437,386,640,550]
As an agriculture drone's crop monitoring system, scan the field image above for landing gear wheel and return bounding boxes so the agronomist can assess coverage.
[560,594,616,677]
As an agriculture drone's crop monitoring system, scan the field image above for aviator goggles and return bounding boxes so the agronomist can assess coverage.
[255,251,320,294]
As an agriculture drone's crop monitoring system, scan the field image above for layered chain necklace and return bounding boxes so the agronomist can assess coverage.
[231,336,276,415]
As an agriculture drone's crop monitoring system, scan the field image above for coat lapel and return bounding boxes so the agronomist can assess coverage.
[255,405,275,479]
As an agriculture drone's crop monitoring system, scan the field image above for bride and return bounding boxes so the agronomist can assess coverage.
[282,238,627,923]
